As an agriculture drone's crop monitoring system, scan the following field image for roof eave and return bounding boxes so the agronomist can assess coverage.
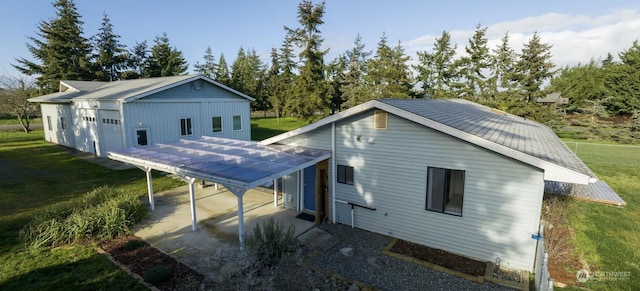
[121,75,256,103]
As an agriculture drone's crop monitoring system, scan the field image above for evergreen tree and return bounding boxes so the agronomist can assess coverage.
[146,32,188,77]
[230,48,268,112]
[489,32,518,98]
[415,31,458,98]
[458,24,490,99]
[549,62,606,113]
[512,32,555,103]
[365,35,413,100]
[13,0,92,93]
[215,53,231,86]
[92,13,127,81]
[194,46,217,78]
[605,40,640,114]
[121,41,149,79]
[285,0,330,121]
[326,55,347,113]
[266,48,285,121]
[269,37,298,119]
[602,52,615,67]
[340,34,372,108]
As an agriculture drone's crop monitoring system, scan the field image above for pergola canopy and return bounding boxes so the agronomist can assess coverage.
[109,136,331,194]
[108,136,331,247]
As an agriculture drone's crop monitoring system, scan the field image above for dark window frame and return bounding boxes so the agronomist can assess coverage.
[180,118,193,136]
[337,165,354,185]
[212,116,223,133]
[425,166,465,216]
[232,115,242,131]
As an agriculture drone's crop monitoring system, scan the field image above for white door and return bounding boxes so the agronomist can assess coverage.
[98,110,123,156]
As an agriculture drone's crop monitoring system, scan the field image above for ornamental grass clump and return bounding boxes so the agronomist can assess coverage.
[21,186,148,249]
[247,217,298,266]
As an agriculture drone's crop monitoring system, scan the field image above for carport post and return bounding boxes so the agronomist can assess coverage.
[146,168,155,211]
[225,186,248,250]
[273,179,278,207]
[187,177,197,231]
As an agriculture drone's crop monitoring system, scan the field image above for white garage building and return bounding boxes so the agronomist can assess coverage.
[29,75,254,157]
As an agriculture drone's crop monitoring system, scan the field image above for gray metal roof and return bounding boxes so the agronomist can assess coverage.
[378,98,596,179]
[108,136,331,191]
[28,75,255,104]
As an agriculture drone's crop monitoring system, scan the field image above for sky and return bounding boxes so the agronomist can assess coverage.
[1,0,640,78]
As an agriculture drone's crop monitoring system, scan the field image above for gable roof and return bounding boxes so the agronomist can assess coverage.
[260,99,596,185]
[28,75,255,104]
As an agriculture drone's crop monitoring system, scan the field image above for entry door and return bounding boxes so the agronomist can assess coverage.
[136,129,148,146]
[303,165,316,211]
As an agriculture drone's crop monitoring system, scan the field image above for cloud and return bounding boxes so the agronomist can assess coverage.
[405,8,640,68]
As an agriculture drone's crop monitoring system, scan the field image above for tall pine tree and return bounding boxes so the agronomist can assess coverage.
[415,31,458,98]
[285,0,329,121]
[513,32,555,103]
[458,24,490,99]
[146,32,188,77]
[365,35,413,100]
[194,46,217,78]
[13,0,92,93]
[92,13,127,81]
[215,53,231,86]
[341,34,372,108]
[489,32,518,99]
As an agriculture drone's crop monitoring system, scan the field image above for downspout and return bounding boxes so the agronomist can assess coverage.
[331,121,336,223]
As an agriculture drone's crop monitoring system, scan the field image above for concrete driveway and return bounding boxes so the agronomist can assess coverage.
[133,184,316,281]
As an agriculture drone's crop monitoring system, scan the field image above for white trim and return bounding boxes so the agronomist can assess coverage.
[260,100,592,185]
[122,75,255,103]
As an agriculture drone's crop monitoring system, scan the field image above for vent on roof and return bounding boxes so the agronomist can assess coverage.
[490,108,507,116]
[374,110,387,129]
[191,80,203,91]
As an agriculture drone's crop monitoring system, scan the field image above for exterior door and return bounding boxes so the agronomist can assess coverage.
[136,129,149,146]
[303,165,316,212]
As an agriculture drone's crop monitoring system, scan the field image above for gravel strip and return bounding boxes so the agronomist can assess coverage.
[312,223,516,290]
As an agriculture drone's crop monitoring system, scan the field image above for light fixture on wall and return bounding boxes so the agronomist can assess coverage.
[368,137,375,144]
[356,135,362,142]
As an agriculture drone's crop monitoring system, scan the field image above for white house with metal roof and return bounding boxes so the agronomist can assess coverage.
[29,75,254,157]
[258,98,624,271]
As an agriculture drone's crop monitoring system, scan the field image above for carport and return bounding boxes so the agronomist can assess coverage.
[108,136,331,247]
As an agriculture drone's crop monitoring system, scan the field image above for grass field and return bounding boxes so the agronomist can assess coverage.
[0,130,183,290]
[251,116,308,140]
[563,141,640,290]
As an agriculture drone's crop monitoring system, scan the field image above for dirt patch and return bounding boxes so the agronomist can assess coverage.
[389,239,487,277]
[100,235,217,290]
[100,235,353,290]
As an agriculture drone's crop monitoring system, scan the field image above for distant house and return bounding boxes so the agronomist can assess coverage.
[28,75,254,157]
[259,98,624,271]
[536,92,568,108]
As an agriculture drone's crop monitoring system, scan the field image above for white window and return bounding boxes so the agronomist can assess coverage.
[180,118,192,136]
[60,117,65,129]
[232,115,242,131]
[426,167,465,216]
[212,116,222,133]
[46,116,52,131]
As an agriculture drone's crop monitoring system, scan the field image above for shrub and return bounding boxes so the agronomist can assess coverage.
[247,217,298,266]
[143,265,171,285]
[21,186,149,248]
[541,194,576,261]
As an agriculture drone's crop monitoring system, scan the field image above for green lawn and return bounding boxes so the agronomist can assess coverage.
[0,116,41,126]
[251,116,308,140]
[0,130,183,290]
[563,141,640,290]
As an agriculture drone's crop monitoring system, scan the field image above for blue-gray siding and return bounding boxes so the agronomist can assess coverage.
[279,109,544,271]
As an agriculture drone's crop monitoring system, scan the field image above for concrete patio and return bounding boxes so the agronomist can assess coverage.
[133,183,317,281]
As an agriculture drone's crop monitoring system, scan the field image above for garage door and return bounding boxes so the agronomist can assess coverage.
[99,110,123,156]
